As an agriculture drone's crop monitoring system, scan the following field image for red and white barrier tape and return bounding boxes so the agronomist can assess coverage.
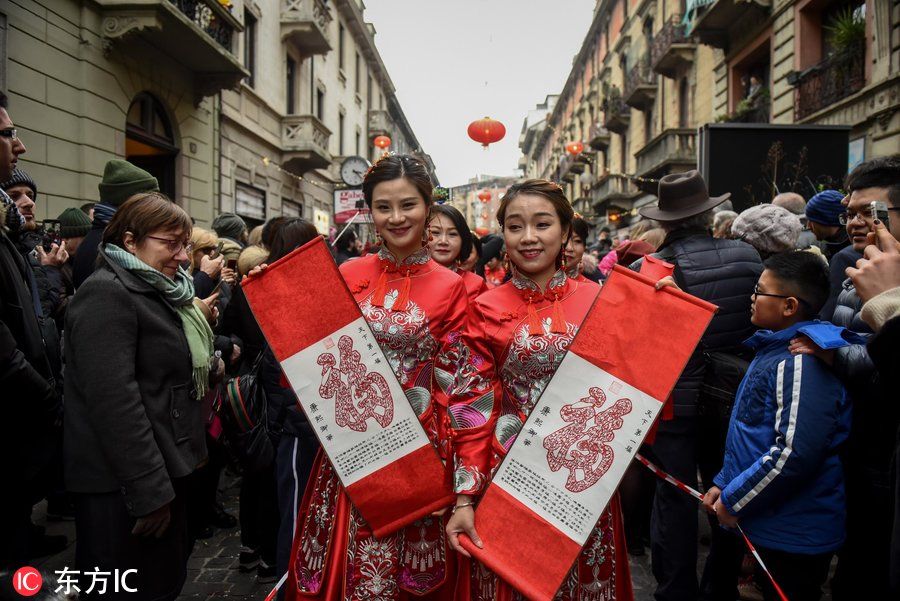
[635,453,790,601]
[264,571,289,601]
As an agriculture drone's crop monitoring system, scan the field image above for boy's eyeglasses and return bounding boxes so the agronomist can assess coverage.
[0,128,18,140]
[752,285,811,309]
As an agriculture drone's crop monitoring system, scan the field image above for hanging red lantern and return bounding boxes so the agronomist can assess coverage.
[467,117,506,148]
[566,141,585,155]
[373,135,391,149]
[477,190,492,203]
[481,211,489,220]
[474,226,490,236]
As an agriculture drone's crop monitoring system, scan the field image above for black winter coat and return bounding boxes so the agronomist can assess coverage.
[0,229,61,484]
[64,249,207,517]
[867,315,900,595]
[72,223,103,289]
[830,280,896,475]
[633,229,763,419]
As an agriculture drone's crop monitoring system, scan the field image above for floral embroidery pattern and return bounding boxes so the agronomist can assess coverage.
[499,318,577,417]
[377,246,431,267]
[362,298,438,385]
[399,516,447,594]
[350,537,399,601]
[295,462,339,594]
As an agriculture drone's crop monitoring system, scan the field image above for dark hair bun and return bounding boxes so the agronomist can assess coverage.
[362,154,433,209]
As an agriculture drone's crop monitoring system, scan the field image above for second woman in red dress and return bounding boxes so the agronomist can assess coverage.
[445,180,634,601]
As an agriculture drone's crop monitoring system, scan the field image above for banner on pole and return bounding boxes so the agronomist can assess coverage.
[242,237,454,537]
[460,266,717,601]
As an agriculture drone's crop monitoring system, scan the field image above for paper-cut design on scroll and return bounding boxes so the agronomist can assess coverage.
[317,335,393,431]
[543,386,632,493]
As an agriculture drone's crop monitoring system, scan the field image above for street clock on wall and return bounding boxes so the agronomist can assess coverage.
[340,156,369,187]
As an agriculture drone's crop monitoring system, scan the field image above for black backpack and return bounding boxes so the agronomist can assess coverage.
[218,352,275,472]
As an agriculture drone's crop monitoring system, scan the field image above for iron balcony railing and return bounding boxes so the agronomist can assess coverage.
[795,41,865,120]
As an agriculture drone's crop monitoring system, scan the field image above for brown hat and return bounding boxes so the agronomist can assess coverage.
[639,170,730,222]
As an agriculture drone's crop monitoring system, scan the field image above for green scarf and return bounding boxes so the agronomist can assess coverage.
[104,243,215,398]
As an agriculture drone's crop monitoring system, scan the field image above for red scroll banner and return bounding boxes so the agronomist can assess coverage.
[242,237,454,538]
[460,265,717,600]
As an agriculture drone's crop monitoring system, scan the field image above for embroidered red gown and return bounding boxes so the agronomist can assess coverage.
[457,268,488,302]
[449,269,634,601]
[285,247,469,601]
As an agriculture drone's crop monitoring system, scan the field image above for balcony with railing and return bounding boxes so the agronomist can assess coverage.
[689,0,772,49]
[602,89,631,134]
[99,0,247,96]
[588,123,611,150]
[635,128,696,179]
[593,173,639,212]
[651,15,695,78]
[794,41,866,121]
[282,114,332,174]
[281,0,332,56]
[368,109,393,137]
[624,58,657,110]
[557,155,581,183]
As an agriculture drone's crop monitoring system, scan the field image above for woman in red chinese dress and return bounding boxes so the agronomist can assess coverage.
[445,180,634,601]
[428,204,488,302]
[284,155,468,601]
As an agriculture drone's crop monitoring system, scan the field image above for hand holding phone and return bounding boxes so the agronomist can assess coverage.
[870,201,891,237]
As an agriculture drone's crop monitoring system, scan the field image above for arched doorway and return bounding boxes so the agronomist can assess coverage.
[126,93,178,200]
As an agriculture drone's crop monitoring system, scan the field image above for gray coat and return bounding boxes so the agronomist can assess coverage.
[64,249,207,516]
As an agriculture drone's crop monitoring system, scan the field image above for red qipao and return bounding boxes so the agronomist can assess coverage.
[449,269,634,601]
[285,247,468,601]
[456,268,489,302]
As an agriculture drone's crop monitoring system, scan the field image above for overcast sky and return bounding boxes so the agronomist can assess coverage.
[365,1,596,187]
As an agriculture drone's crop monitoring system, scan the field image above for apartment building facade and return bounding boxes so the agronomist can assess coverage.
[1,0,434,229]
[219,0,436,232]
[520,0,898,231]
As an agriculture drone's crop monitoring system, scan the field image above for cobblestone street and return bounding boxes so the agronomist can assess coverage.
[27,471,687,601]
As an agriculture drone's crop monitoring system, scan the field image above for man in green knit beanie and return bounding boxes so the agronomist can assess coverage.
[73,159,159,288]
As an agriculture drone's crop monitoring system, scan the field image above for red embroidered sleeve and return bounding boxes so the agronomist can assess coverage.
[447,301,499,495]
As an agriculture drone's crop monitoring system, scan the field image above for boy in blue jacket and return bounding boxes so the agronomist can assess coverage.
[702,251,860,601]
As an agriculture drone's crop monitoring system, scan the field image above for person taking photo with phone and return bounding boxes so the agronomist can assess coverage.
[788,154,900,600]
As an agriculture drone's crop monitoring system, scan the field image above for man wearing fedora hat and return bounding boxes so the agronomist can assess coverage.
[634,170,763,601]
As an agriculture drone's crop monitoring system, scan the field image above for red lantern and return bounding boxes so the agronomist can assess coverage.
[481,212,488,220]
[566,141,585,155]
[475,226,490,236]
[467,117,506,148]
[373,135,391,149]
[477,190,492,203]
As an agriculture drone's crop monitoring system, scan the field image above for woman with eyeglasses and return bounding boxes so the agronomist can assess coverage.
[64,192,220,601]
